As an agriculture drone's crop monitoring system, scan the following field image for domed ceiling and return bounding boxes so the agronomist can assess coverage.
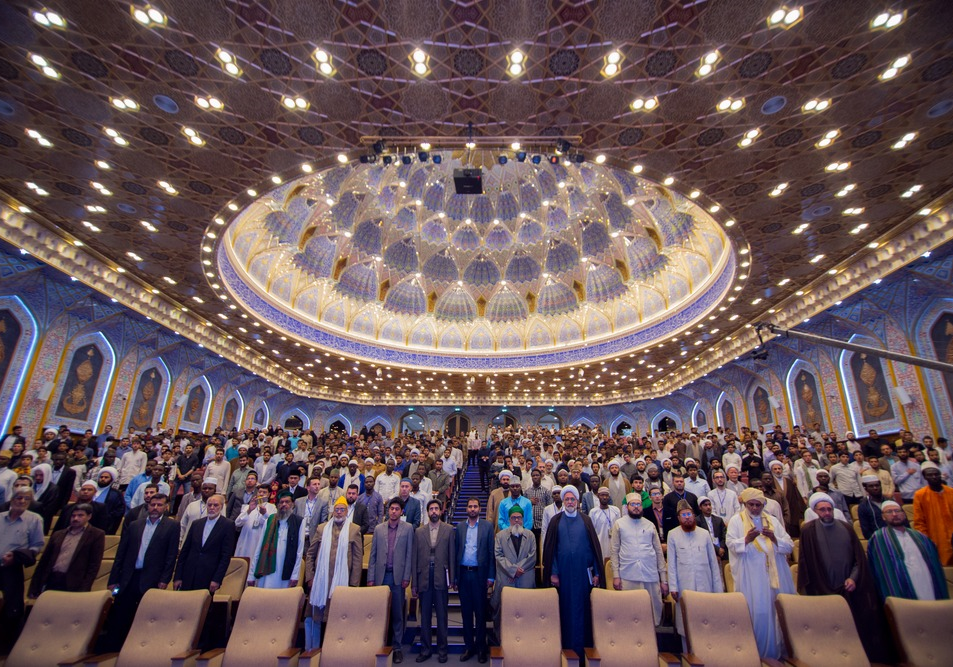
[219,151,735,370]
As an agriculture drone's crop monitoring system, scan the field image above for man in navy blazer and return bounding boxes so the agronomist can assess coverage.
[454,497,496,663]
[174,493,235,593]
[106,493,179,650]
[397,478,422,528]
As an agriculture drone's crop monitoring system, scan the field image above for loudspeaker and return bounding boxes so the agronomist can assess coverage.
[768,396,781,409]
[892,386,913,406]
[174,394,188,408]
[453,168,483,194]
[37,381,54,401]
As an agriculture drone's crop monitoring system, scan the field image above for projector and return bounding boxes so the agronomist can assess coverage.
[453,168,483,195]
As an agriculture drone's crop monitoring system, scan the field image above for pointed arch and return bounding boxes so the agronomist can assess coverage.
[609,414,632,434]
[324,413,352,434]
[786,360,828,431]
[0,296,39,435]
[47,331,116,433]
[838,334,902,434]
[364,414,392,433]
[220,389,245,431]
[650,409,682,433]
[252,400,270,429]
[179,375,212,433]
[571,416,597,429]
[278,408,311,431]
[122,356,171,432]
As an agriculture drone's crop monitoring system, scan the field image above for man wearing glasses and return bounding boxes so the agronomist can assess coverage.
[867,500,948,600]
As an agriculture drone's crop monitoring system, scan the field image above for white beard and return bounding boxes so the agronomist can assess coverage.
[511,525,523,536]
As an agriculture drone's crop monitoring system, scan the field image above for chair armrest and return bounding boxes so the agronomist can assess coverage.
[277,647,301,667]
[562,648,580,667]
[681,654,705,667]
[374,646,393,667]
[81,655,118,667]
[659,653,681,667]
[195,648,225,667]
[584,648,600,667]
[490,646,504,667]
[58,655,98,667]
[171,648,202,667]
[762,660,787,667]
[298,648,320,667]
[198,649,226,660]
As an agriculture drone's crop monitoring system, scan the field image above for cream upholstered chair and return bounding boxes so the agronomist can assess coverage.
[3,590,111,667]
[299,585,391,667]
[586,588,678,667]
[211,558,249,630]
[680,590,784,667]
[102,535,121,559]
[91,559,114,592]
[885,597,953,667]
[490,587,579,667]
[196,587,304,667]
[82,588,211,667]
[775,594,876,667]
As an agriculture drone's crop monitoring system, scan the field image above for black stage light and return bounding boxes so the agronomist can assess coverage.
[360,155,370,164]
[432,154,442,164]
[531,155,542,165]
[401,155,412,165]
[418,151,429,162]
[383,155,393,165]
[572,153,585,164]
[556,139,572,153]
[372,140,386,154]
[516,151,527,162]
[498,155,508,165]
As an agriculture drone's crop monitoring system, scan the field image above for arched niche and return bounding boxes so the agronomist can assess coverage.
[650,409,681,433]
[363,415,392,436]
[0,296,39,434]
[122,357,171,433]
[786,360,828,431]
[47,331,116,433]
[220,389,245,431]
[398,411,426,434]
[537,412,562,430]
[716,391,738,432]
[444,411,470,437]
[252,400,270,429]
[178,375,212,433]
[279,408,310,431]
[838,334,902,434]
[325,413,352,434]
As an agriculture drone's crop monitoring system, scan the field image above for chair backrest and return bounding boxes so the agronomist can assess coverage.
[775,594,870,667]
[6,590,112,667]
[681,591,761,667]
[849,504,859,521]
[852,520,864,540]
[590,588,658,667]
[223,587,304,667]
[214,558,249,603]
[723,564,734,592]
[499,587,562,667]
[321,586,391,666]
[792,539,799,563]
[103,534,121,558]
[91,559,113,591]
[885,597,953,667]
[117,589,211,667]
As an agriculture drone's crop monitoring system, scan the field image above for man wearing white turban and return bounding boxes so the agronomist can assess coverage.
[726,487,795,659]
[93,466,126,534]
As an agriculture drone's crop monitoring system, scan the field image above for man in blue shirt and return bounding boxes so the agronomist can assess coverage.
[497,482,534,531]
[454,498,494,663]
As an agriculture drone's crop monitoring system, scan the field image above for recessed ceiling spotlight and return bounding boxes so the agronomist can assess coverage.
[410,48,430,76]
[801,97,831,113]
[94,160,111,170]
[843,207,864,215]
[716,97,745,112]
[815,129,840,148]
[835,183,856,197]
[27,52,60,79]
[696,50,720,77]
[215,49,241,77]
[631,164,643,174]
[891,131,917,149]
[825,160,850,172]
[809,254,825,263]
[738,128,761,147]
[849,223,869,234]
[110,97,139,111]
[194,95,223,111]
[792,223,810,235]
[157,180,177,195]
[602,50,623,77]
[24,128,53,147]
[900,184,922,198]
[131,4,166,26]
[32,8,66,28]
[918,208,932,216]
[870,10,904,30]
[663,176,675,186]
[879,55,910,80]
[181,126,204,146]
[724,219,735,227]
[768,5,803,27]
[769,182,789,197]
[507,49,525,76]
[281,95,309,110]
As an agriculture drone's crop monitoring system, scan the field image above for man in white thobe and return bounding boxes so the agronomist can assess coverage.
[540,485,563,548]
[234,485,276,559]
[726,487,795,660]
[589,487,620,557]
[248,492,305,589]
[610,492,668,624]
[667,499,723,648]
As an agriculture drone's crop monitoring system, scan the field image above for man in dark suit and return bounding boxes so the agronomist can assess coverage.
[122,483,161,528]
[412,499,456,663]
[54,480,110,533]
[226,471,259,521]
[174,493,235,593]
[661,474,699,539]
[397,478,421,528]
[344,483,371,534]
[49,451,77,514]
[454,497,495,663]
[695,497,727,559]
[29,502,105,596]
[106,493,179,650]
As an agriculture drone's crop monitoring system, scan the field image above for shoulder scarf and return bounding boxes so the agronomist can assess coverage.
[740,509,780,589]
[309,517,353,609]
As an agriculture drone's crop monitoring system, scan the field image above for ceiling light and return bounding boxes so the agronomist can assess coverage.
[751,298,762,305]
[215,49,241,77]
[891,132,916,149]
[140,220,157,232]
[24,128,53,147]
[825,161,850,172]
[336,153,348,164]
[849,223,869,234]
[102,127,128,146]
[724,219,735,227]
[738,128,760,148]
[716,97,745,112]
[801,98,831,113]
[94,160,111,170]
[602,50,623,77]
[32,9,66,28]
[271,175,282,184]
[181,126,204,145]
[81,221,100,231]
[663,176,675,186]
[769,182,789,197]
[879,55,910,80]
[194,95,223,111]
[131,4,166,26]
[900,184,922,198]
[835,183,856,197]
[696,50,720,77]
[792,223,809,235]
[809,254,825,263]
[689,190,700,199]
[843,207,864,215]
[281,95,309,110]
[126,251,143,261]
[630,96,658,111]
[778,278,791,285]
[157,180,177,195]
[870,10,904,30]
[768,5,803,27]
[631,164,643,174]
[28,52,60,79]
[918,208,932,216]
[507,49,525,76]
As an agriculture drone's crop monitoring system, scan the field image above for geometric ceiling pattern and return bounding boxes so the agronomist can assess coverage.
[222,155,733,365]
[1,0,952,404]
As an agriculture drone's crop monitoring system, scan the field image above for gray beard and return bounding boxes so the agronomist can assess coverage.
[564,509,578,517]
[511,525,522,536]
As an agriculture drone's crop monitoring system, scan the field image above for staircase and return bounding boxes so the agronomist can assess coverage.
[407,464,490,658]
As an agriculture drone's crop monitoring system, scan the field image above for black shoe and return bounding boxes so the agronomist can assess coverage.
[416,653,431,663]
[394,649,404,664]
[438,656,448,664]
[460,650,475,662]
[477,652,488,664]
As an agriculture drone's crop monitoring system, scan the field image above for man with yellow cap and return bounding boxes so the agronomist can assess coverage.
[726,487,795,659]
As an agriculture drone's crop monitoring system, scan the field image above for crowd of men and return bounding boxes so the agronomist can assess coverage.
[0,418,951,663]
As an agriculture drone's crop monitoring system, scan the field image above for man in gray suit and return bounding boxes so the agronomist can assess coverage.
[492,504,536,637]
[369,497,415,664]
[412,499,456,663]
[296,476,328,551]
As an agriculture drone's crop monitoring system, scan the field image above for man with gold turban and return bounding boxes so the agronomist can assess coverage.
[726,487,795,660]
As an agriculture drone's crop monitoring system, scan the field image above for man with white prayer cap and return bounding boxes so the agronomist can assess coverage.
[486,470,512,532]
[867,500,948,601]
[858,473,905,539]
[542,484,605,660]
[726,487,795,659]
[610,492,668,625]
[797,489,892,661]
[667,499,722,649]
[304,495,363,650]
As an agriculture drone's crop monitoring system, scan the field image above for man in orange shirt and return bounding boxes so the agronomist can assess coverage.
[913,463,953,565]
